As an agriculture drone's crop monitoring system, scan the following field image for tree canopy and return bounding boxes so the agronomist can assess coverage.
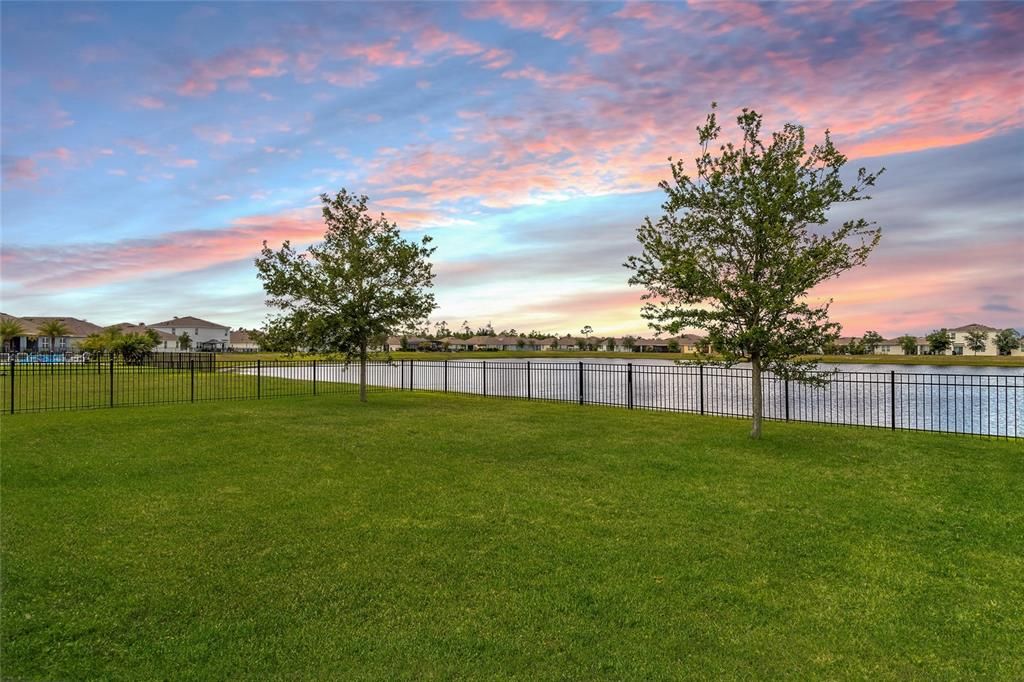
[255,189,436,401]
[626,104,883,438]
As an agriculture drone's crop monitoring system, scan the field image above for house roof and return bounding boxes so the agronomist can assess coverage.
[385,335,431,346]
[113,324,177,342]
[949,323,1000,333]
[0,312,41,336]
[230,330,255,344]
[19,316,104,337]
[150,316,229,330]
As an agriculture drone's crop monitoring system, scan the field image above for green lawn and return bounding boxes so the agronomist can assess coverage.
[2,393,1022,679]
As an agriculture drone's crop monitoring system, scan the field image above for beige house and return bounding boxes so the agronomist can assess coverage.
[947,323,1001,356]
[228,330,259,352]
[18,316,105,352]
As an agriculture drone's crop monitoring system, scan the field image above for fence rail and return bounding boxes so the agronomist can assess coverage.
[1,356,1020,438]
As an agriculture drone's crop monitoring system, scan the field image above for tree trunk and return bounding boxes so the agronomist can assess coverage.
[750,353,763,439]
[359,342,368,403]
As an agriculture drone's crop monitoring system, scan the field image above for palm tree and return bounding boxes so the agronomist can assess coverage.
[37,319,70,354]
[1,318,26,352]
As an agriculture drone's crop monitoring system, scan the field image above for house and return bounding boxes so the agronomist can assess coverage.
[17,316,105,352]
[677,334,705,353]
[383,335,432,351]
[229,329,259,352]
[1,313,41,352]
[111,323,182,352]
[947,323,1001,356]
[150,316,231,352]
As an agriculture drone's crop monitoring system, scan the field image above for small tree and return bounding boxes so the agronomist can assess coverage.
[256,189,436,401]
[926,329,953,355]
[667,339,680,353]
[178,332,192,351]
[37,319,71,353]
[0,318,26,352]
[623,335,636,352]
[994,328,1021,356]
[626,104,883,438]
[965,330,988,355]
[606,338,616,352]
[898,334,918,355]
[861,331,883,354]
[113,331,159,365]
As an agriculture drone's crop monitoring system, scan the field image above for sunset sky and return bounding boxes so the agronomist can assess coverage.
[2,0,1022,337]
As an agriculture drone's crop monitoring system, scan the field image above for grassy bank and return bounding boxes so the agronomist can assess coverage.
[220,350,1024,367]
[2,392,1022,678]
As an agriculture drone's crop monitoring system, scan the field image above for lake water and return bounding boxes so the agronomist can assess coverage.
[251,358,1023,438]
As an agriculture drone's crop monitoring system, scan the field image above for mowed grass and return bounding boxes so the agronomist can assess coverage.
[2,393,1022,679]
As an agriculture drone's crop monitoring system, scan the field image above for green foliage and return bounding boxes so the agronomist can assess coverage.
[626,104,883,437]
[926,329,953,355]
[255,189,436,400]
[36,320,71,351]
[667,339,680,353]
[994,328,1021,356]
[861,331,883,353]
[178,332,192,351]
[0,318,26,350]
[965,330,988,355]
[623,335,636,351]
[899,335,918,355]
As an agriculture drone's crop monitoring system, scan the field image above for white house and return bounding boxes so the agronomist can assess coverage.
[947,323,1001,356]
[150,316,230,352]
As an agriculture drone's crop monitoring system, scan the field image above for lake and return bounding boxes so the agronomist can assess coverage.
[255,358,1024,438]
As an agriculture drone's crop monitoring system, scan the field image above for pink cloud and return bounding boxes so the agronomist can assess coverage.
[133,95,166,110]
[2,157,41,184]
[2,204,447,292]
[177,47,288,97]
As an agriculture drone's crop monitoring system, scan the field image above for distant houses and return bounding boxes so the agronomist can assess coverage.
[1,311,1019,357]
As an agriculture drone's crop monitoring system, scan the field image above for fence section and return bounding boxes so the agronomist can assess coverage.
[1,356,1020,437]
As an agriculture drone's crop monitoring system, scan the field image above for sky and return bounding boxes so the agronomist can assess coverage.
[1,0,1022,338]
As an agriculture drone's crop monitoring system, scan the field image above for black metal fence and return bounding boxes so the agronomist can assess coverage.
[1,356,1021,438]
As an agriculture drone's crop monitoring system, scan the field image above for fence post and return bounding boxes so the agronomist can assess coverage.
[400,359,405,390]
[9,359,14,414]
[784,377,790,422]
[410,359,414,392]
[313,360,318,395]
[257,360,262,399]
[444,360,448,393]
[483,361,487,396]
[627,363,633,410]
[190,358,195,403]
[109,356,115,408]
[578,361,584,405]
[890,370,896,430]
[527,361,531,400]
[699,364,705,415]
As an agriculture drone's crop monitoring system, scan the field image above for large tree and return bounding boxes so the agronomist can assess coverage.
[993,328,1021,356]
[965,329,988,355]
[926,329,953,355]
[626,105,883,438]
[861,330,883,354]
[255,189,437,401]
[898,334,918,356]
